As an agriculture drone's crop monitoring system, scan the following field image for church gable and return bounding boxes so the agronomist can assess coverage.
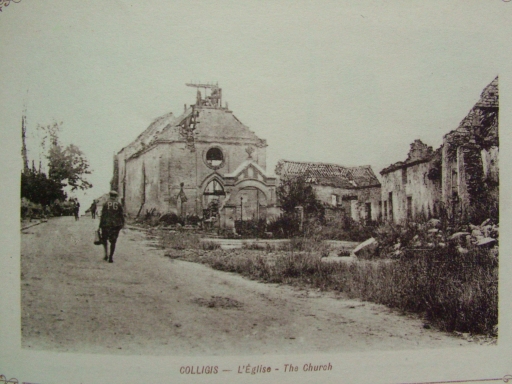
[237,164,265,182]
[151,84,267,150]
[224,160,275,186]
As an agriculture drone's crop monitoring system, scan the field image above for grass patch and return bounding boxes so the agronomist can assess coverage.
[159,231,497,336]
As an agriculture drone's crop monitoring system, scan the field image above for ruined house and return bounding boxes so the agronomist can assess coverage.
[380,140,442,222]
[112,84,278,228]
[380,76,498,224]
[441,76,499,223]
[275,160,382,223]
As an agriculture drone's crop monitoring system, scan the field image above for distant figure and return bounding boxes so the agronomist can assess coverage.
[99,191,125,263]
[89,200,97,219]
[74,199,80,221]
[43,204,50,221]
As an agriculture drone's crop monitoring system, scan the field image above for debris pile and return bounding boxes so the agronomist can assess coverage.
[351,218,499,259]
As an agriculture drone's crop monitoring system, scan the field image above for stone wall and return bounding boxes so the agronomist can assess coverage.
[382,77,498,225]
[482,146,499,185]
[381,160,441,223]
[123,146,169,216]
[313,184,381,222]
[120,139,269,218]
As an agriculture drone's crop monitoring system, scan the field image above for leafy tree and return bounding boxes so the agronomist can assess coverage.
[276,174,324,219]
[21,121,92,210]
[40,122,93,191]
[21,169,66,206]
[47,142,93,191]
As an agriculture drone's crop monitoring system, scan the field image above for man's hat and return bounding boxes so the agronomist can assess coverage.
[109,190,118,196]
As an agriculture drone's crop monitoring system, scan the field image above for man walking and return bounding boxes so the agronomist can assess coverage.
[89,200,97,219]
[73,199,80,221]
[99,191,125,263]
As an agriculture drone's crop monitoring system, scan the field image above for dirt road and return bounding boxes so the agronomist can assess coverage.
[21,216,476,355]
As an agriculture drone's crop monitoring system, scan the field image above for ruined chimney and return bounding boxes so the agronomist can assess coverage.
[184,104,187,112]
[225,102,229,110]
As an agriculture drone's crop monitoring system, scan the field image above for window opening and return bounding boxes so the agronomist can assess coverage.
[407,196,412,220]
[204,179,225,196]
[451,169,458,194]
[388,192,393,221]
[206,147,224,168]
[365,202,372,224]
[402,168,407,186]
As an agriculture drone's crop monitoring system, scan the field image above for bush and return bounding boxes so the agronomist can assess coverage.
[234,218,268,238]
[318,215,376,242]
[201,241,221,250]
[242,241,273,251]
[266,215,299,238]
[159,213,182,226]
[136,210,202,227]
[186,215,201,226]
[266,213,376,242]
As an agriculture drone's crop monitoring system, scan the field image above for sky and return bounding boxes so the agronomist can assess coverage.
[0,0,510,208]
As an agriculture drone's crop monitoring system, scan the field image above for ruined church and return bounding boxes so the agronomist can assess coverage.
[112,84,278,228]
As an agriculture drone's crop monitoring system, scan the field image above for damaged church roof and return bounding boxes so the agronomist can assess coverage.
[117,111,176,158]
[155,107,265,144]
[118,84,266,159]
[275,160,381,189]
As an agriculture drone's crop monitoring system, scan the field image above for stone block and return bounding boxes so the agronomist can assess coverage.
[476,237,497,247]
[427,218,441,228]
[352,237,378,258]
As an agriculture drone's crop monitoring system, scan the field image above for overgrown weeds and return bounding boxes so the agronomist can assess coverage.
[161,231,202,250]
[201,241,221,250]
[159,230,498,336]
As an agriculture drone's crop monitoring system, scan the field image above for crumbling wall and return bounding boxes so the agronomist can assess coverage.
[380,169,405,222]
[115,150,128,205]
[441,76,499,224]
[124,146,169,217]
[380,160,441,224]
[124,156,144,216]
[110,156,119,192]
[406,161,442,219]
[313,185,381,222]
[482,146,499,185]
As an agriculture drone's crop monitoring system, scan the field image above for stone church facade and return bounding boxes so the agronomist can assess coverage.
[112,84,278,228]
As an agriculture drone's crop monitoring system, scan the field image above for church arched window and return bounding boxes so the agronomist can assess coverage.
[204,179,225,196]
[206,147,224,169]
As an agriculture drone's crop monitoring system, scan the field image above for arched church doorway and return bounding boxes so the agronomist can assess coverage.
[234,187,268,221]
[202,179,226,220]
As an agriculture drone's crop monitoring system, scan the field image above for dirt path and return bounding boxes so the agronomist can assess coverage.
[21,216,476,355]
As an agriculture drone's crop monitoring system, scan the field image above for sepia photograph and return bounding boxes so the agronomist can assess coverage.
[1,1,511,383]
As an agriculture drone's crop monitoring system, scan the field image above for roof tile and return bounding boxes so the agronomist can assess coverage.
[275,160,380,189]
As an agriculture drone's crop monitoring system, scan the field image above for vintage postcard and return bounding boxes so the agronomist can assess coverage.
[1,1,511,383]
